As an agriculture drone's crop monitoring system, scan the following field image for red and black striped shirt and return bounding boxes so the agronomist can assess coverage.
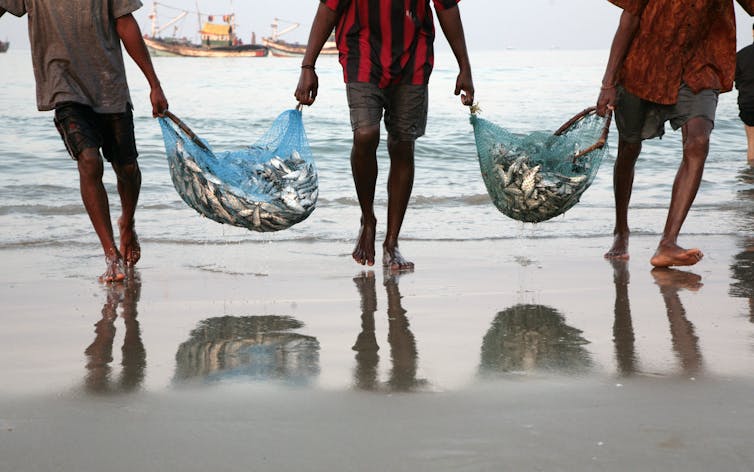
[321,0,460,88]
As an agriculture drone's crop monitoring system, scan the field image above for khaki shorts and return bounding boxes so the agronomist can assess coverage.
[615,84,718,143]
[346,82,428,142]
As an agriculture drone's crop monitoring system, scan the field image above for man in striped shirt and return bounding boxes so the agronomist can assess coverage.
[295,0,474,271]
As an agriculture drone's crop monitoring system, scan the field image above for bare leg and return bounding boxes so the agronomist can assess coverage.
[746,125,754,164]
[605,139,642,260]
[383,134,415,271]
[650,117,711,268]
[78,148,125,283]
[113,161,141,267]
[351,126,380,266]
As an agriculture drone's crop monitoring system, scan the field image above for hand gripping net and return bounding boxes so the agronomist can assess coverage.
[471,107,612,223]
[158,108,318,232]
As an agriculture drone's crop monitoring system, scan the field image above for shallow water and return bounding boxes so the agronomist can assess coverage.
[2,49,754,399]
[1,48,752,249]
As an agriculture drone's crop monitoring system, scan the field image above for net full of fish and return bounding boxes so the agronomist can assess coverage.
[470,109,609,223]
[158,109,318,232]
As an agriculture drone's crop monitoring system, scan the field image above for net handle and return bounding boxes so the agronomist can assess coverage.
[163,110,210,152]
[553,106,613,160]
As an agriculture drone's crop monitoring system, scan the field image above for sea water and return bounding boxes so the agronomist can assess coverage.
[1,48,752,250]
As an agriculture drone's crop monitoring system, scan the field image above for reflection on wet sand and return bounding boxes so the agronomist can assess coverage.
[84,272,146,394]
[730,239,754,324]
[352,272,426,392]
[609,260,703,377]
[609,260,638,375]
[478,304,592,376]
[174,315,319,385]
[729,166,754,323]
[651,268,704,375]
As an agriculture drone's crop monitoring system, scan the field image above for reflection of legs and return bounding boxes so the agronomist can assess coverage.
[605,139,641,260]
[651,268,703,375]
[112,161,142,267]
[385,273,419,390]
[85,286,121,392]
[650,118,711,267]
[78,148,125,282]
[609,260,637,375]
[383,135,415,271]
[352,272,379,390]
[351,126,380,267]
[119,272,146,391]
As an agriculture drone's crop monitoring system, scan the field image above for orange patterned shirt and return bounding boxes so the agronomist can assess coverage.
[610,0,754,104]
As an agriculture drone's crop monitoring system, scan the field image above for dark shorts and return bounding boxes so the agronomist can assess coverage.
[615,84,718,143]
[54,102,138,165]
[346,82,428,142]
[740,107,754,127]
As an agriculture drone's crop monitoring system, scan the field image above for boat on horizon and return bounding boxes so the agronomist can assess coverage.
[262,18,337,57]
[0,40,9,53]
[144,2,268,58]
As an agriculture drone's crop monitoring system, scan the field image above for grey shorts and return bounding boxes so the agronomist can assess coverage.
[615,84,718,143]
[346,82,428,142]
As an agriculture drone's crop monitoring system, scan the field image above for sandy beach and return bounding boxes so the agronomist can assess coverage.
[2,234,754,471]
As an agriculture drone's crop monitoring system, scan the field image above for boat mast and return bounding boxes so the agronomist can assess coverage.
[150,1,158,38]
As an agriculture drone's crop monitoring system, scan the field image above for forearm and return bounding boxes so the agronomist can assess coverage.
[301,3,339,67]
[436,6,471,72]
[601,10,640,87]
[116,14,161,89]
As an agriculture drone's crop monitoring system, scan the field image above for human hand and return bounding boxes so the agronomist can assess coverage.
[455,68,474,106]
[150,85,168,117]
[596,85,616,117]
[295,68,319,106]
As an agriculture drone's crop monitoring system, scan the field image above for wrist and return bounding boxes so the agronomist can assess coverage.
[301,64,315,71]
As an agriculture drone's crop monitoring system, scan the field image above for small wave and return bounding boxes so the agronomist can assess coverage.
[0,204,83,216]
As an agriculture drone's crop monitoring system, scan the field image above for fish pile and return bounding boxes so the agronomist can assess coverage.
[170,140,318,231]
[485,143,591,223]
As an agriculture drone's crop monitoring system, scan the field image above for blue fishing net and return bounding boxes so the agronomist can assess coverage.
[158,109,318,232]
[471,107,611,223]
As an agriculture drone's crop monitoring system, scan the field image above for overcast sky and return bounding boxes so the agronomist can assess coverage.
[1,0,754,51]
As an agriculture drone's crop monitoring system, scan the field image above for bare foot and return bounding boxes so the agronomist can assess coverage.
[650,267,703,292]
[99,250,126,284]
[383,244,414,272]
[650,243,703,268]
[352,217,376,266]
[604,232,630,260]
[119,217,141,267]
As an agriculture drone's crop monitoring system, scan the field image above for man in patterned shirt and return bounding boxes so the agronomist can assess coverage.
[295,0,474,271]
[597,0,754,267]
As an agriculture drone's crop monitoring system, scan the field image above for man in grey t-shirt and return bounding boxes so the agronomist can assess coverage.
[1,0,168,282]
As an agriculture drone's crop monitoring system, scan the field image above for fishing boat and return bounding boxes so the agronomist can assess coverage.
[262,18,337,57]
[0,40,9,53]
[144,2,268,58]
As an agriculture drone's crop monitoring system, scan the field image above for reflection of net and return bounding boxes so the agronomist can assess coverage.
[174,316,319,384]
[471,108,610,222]
[158,109,318,231]
[479,304,592,375]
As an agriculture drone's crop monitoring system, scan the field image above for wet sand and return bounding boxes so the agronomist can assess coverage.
[2,235,754,471]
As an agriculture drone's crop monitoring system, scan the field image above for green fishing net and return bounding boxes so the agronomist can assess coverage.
[470,107,612,223]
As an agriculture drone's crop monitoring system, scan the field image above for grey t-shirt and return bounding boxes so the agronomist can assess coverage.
[0,0,142,113]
